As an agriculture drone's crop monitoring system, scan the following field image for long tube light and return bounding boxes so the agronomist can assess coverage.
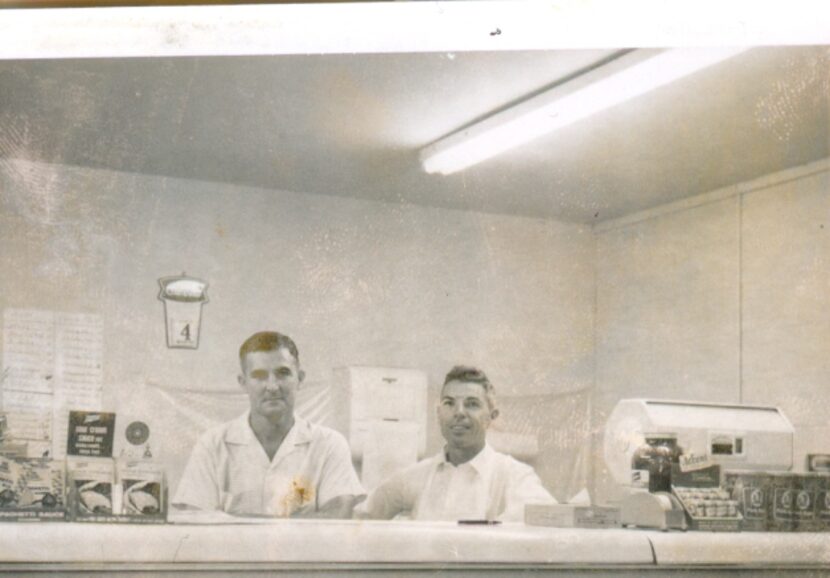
[420,47,750,175]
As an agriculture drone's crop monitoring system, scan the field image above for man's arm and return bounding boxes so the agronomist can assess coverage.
[172,438,220,511]
[293,494,360,519]
[310,431,365,519]
[353,476,407,519]
[499,464,557,522]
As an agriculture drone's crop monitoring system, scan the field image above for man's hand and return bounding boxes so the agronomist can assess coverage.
[291,495,360,519]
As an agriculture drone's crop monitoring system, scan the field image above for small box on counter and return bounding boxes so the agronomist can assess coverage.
[723,470,770,531]
[525,504,621,529]
[67,458,167,524]
[117,460,167,521]
[66,456,115,518]
[0,456,66,521]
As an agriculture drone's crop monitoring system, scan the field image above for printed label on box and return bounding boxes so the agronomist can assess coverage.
[67,411,116,458]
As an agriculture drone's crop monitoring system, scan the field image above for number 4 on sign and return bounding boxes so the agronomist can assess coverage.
[172,320,196,347]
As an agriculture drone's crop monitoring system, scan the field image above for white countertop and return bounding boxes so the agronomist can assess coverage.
[3,519,652,565]
[2,519,829,569]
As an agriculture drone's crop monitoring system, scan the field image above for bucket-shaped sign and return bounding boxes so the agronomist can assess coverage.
[158,274,209,349]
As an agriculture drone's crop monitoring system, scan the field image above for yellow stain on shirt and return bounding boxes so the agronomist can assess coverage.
[279,477,315,516]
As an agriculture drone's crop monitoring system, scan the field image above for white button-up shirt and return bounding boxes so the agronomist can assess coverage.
[359,444,555,521]
[173,413,364,516]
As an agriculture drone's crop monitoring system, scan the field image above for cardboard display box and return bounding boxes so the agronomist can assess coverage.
[0,456,66,521]
[525,504,621,529]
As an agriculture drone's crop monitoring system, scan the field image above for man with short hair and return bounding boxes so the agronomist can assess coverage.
[173,331,363,518]
[358,365,555,521]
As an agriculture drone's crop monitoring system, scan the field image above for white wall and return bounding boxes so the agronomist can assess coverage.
[5,156,826,505]
[593,159,830,502]
[0,159,595,488]
[741,167,830,465]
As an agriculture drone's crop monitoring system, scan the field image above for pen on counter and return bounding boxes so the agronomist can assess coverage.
[458,519,501,525]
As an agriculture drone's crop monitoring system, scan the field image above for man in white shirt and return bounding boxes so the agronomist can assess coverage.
[173,331,363,518]
[358,366,555,521]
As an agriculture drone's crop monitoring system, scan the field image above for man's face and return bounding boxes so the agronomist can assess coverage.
[437,380,498,451]
[239,348,304,422]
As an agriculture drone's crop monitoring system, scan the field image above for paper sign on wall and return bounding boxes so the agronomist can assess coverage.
[158,274,209,349]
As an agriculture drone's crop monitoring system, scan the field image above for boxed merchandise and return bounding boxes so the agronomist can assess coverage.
[117,460,167,522]
[724,470,771,531]
[816,474,830,530]
[525,503,621,529]
[0,456,66,521]
[724,470,830,532]
[796,474,826,532]
[66,457,115,518]
[767,473,797,532]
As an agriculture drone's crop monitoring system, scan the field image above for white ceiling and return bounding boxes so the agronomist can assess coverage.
[0,45,827,222]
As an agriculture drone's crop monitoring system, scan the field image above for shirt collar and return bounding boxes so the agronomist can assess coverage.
[438,443,496,475]
[225,411,314,446]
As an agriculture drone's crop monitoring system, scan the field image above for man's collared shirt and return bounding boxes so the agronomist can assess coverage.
[359,444,555,521]
[173,413,364,516]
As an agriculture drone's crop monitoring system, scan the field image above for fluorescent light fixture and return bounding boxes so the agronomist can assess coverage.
[420,47,750,175]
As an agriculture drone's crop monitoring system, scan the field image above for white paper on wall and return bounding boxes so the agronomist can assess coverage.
[1,308,103,458]
[361,420,420,492]
[52,313,104,459]
[2,308,55,394]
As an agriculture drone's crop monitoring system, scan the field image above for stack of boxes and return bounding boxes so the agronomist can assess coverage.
[724,471,830,532]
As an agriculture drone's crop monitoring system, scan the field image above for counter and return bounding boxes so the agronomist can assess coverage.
[1,518,829,576]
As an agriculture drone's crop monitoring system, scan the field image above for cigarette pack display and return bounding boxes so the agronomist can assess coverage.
[672,486,742,532]
[0,456,66,521]
[117,460,167,522]
[66,457,115,519]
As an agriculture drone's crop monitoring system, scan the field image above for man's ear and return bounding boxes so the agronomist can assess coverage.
[238,373,246,389]
[297,369,306,389]
[490,408,500,421]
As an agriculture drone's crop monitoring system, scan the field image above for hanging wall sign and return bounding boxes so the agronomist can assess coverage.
[158,273,209,349]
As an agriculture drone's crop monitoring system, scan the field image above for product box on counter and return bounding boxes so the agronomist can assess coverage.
[723,470,770,531]
[66,457,167,524]
[525,503,621,529]
[0,456,66,521]
[724,470,830,532]
[117,460,166,520]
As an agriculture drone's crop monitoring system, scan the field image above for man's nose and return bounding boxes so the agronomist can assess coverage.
[264,374,281,388]
[453,403,467,417]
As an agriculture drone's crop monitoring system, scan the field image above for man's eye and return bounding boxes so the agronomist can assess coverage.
[277,368,293,377]
[251,371,268,380]
[466,400,481,408]
[441,399,454,407]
